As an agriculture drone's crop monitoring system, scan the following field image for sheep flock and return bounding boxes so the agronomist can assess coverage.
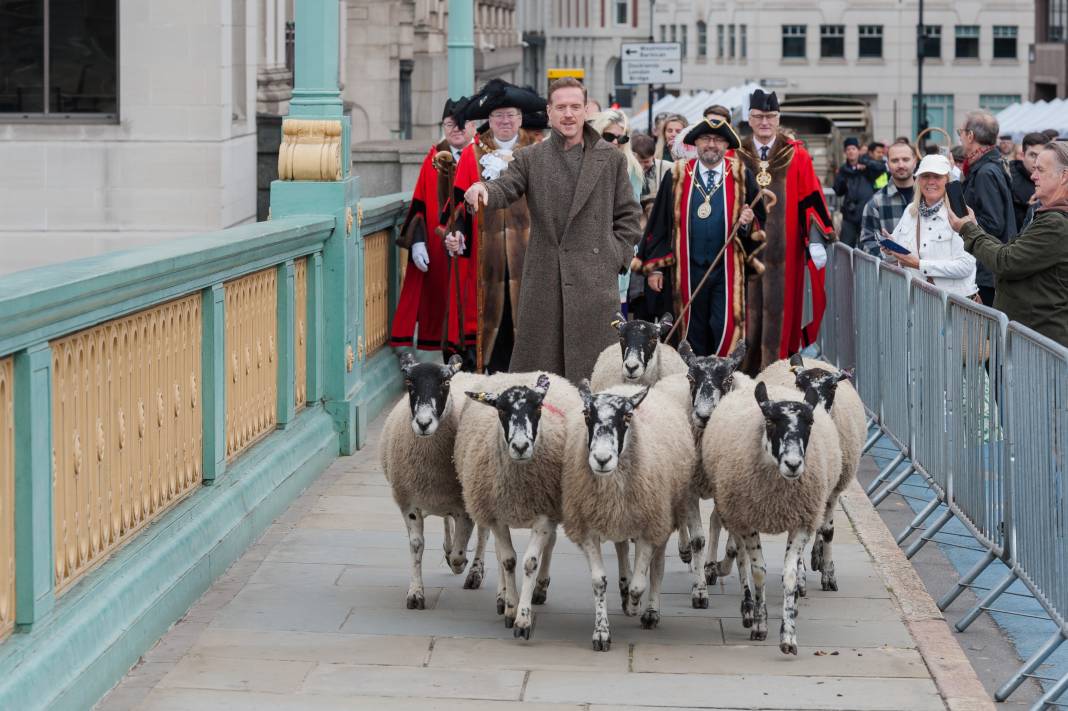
[380,316,865,656]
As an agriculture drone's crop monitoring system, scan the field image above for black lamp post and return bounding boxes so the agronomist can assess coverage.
[917,0,928,134]
[648,0,655,134]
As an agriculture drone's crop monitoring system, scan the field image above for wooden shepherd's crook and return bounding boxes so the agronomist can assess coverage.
[664,188,778,345]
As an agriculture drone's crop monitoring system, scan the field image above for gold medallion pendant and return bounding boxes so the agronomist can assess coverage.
[696,200,712,219]
[756,160,772,188]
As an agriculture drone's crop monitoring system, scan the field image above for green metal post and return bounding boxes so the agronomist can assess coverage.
[201,284,226,481]
[13,343,54,625]
[306,252,324,403]
[291,0,342,119]
[447,0,475,98]
[276,260,297,427]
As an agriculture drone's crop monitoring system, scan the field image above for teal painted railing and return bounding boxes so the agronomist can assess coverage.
[0,189,410,710]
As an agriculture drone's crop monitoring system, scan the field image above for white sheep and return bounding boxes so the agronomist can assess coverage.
[380,353,493,610]
[590,313,687,391]
[759,353,866,591]
[703,381,841,655]
[563,381,696,651]
[454,372,583,638]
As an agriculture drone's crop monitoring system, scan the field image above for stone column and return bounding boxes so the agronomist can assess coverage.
[258,0,294,114]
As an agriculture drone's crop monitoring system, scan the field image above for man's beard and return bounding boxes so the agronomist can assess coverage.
[700,149,723,166]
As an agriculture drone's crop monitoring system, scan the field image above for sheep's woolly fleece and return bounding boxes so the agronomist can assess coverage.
[590,341,687,391]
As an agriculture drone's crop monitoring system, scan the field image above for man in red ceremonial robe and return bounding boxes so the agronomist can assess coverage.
[445,79,546,373]
[735,89,835,373]
[390,98,478,365]
[637,117,765,357]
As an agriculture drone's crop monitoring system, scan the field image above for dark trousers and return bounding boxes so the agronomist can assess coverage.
[978,285,996,308]
[487,267,514,374]
[839,218,861,248]
[687,260,727,357]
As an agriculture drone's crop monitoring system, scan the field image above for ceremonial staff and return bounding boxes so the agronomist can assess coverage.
[434,151,469,359]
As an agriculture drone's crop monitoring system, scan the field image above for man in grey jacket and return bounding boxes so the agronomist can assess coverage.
[958,111,1018,306]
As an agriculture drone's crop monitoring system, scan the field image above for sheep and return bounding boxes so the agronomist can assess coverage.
[380,353,492,610]
[759,353,866,592]
[703,381,841,655]
[563,381,696,651]
[454,372,583,638]
[590,313,687,391]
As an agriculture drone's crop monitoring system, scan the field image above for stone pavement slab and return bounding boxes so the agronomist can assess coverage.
[95,412,988,711]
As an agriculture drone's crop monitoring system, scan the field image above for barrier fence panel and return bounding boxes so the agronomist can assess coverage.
[852,251,881,419]
[907,280,949,494]
[876,263,912,447]
[832,244,856,370]
[818,245,837,366]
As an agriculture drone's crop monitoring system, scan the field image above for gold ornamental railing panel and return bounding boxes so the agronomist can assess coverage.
[51,296,203,592]
[226,269,278,459]
[0,357,14,639]
[364,230,390,358]
[295,258,308,410]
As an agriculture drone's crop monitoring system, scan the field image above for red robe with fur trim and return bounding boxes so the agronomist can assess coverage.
[736,135,835,373]
[390,142,478,352]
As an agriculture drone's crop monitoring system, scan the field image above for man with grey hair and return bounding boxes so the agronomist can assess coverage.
[958,110,1017,306]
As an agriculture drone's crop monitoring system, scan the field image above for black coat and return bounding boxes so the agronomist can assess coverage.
[1008,159,1035,235]
[962,148,1018,288]
[833,156,886,225]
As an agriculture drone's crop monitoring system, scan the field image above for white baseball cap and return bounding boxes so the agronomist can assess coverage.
[915,154,952,176]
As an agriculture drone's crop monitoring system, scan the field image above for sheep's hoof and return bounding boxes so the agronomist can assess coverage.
[640,608,661,629]
[821,574,838,592]
[496,597,506,615]
[532,581,549,606]
[797,580,808,598]
[691,594,709,610]
[504,613,516,628]
[591,632,612,652]
[779,641,798,655]
[810,539,825,573]
[703,563,718,586]
[463,567,484,590]
[741,601,755,628]
[679,548,692,565]
[750,629,767,641]
[448,556,469,575]
[406,591,426,610]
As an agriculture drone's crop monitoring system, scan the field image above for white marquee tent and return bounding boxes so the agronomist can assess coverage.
[628,82,765,133]
[995,99,1068,141]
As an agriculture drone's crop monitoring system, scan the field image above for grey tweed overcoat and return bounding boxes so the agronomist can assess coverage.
[483,124,642,382]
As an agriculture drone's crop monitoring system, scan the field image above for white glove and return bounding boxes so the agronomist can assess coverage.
[808,243,827,270]
[411,242,430,272]
[445,232,467,257]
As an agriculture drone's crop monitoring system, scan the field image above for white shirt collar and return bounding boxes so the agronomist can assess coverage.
[697,159,724,185]
[494,134,518,152]
[755,136,776,154]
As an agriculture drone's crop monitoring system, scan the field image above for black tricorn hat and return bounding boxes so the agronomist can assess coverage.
[442,96,464,122]
[464,79,547,121]
[682,117,741,149]
[749,89,780,113]
[447,95,476,126]
[522,111,549,131]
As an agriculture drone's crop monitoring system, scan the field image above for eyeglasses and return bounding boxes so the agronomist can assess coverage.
[956,127,971,136]
[489,111,521,121]
[441,120,460,131]
[602,131,630,145]
[749,112,779,123]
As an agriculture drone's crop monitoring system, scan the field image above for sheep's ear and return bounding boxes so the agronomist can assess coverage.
[789,353,805,368]
[803,386,820,409]
[728,341,747,368]
[399,352,417,373]
[657,313,674,339]
[534,373,551,397]
[578,379,593,411]
[837,367,855,383]
[678,340,696,366]
[629,386,650,410]
[611,312,626,332]
[447,354,464,374]
[754,381,769,406]
[465,391,499,408]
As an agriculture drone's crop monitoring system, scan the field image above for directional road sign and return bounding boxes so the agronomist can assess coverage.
[620,42,682,85]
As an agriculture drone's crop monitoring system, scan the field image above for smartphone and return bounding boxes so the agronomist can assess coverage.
[879,237,911,255]
[946,181,968,217]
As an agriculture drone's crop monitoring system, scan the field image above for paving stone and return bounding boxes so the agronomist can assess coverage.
[300,663,526,700]
[429,636,629,672]
[246,561,346,587]
[720,617,915,649]
[156,654,315,694]
[524,670,945,709]
[632,642,930,677]
[138,688,582,711]
[190,629,432,665]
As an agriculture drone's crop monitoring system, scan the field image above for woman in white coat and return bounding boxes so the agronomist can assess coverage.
[881,154,978,299]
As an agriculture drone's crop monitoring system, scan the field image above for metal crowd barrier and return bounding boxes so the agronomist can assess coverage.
[822,243,1068,710]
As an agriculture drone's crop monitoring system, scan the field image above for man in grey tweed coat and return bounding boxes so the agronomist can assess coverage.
[460,78,642,382]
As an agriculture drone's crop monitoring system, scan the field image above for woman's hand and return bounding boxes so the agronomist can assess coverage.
[648,272,664,293]
[739,205,755,226]
[894,252,920,269]
[946,203,977,233]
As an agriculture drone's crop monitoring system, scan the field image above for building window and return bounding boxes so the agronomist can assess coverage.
[670,24,677,43]
[740,25,748,58]
[659,25,666,42]
[820,24,845,58]
[1052,0,1067,41]
[979,94,1021,113]
[858,25,883,58]
[913,94,954,135]
[697,21,707,58]
[993,25,1018,59]
[920,25,942,59]
[614,0,628,24]
[681,24,688,59]
[955,25,979,59]
[717,24,725,59]
[782,24,806,59]
[0,0,118,116]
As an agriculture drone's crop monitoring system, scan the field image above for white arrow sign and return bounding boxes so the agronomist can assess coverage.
[620,42,683,85]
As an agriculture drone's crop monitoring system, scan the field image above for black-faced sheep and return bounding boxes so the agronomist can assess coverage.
[454,373,583,638]
[563,382,696,651]
[380,354,490,610]
[704,381,841,655]
[590,313,687,391]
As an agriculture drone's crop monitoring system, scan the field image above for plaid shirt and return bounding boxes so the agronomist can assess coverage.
[859,181,912,259]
